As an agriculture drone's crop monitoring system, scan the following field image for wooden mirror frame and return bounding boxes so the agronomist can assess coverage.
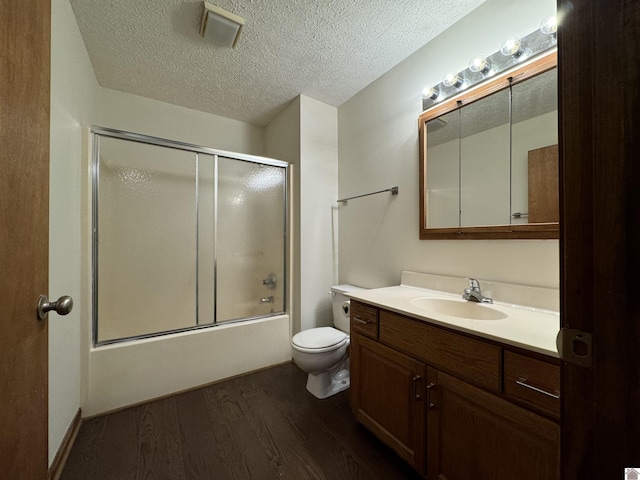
[418,52,558,240]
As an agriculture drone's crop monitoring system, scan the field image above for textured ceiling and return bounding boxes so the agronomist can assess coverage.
[70,0,486,126]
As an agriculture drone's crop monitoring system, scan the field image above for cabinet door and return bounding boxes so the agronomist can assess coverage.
[427,367,559,480]
[351,334,426,474]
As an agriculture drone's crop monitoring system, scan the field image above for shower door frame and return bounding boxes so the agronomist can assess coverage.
[91,126,289,346]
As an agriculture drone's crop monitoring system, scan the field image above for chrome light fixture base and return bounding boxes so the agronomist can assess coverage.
[421,25,557,112]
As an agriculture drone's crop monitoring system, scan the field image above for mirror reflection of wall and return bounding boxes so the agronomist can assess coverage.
[426,109,460,228]
[421,55,558,239]
[460,88,511,227]
[511,68,558,224]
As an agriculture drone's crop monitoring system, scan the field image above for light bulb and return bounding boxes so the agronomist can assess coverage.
[540,16,557,35]
[442,72,463,88]
[422,86,438,100]
[500,37,523,57]
[469,56,490,74]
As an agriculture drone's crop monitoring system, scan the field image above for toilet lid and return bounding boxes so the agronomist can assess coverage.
[292,327,348,351]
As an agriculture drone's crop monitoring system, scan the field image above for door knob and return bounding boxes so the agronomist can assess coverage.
[37,295,73,320]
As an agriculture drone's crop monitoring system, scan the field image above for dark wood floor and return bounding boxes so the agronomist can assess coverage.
[61,362,422,480]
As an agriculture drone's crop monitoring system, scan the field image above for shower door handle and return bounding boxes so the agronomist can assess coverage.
[37,295,73,321]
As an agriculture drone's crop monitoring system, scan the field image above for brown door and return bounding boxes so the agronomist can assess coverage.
[528,144,559,224]
[0,1,51,478]
[559,0,640,477]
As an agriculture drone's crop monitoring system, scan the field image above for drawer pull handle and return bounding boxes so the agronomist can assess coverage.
[426,382,435,390]
[353,317,371,325]
[412,375,421,381]
[516,377,560,399]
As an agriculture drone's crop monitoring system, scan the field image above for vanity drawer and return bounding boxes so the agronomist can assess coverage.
[351,301,379,339]
[503,351,560,419]
[379,310,501,392]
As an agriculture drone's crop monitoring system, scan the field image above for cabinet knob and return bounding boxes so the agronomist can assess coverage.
[415,394,422,401]
[428,402,436,410]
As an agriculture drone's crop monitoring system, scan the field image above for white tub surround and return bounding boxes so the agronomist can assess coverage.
[347,271,559,357]
[84,315,290,417]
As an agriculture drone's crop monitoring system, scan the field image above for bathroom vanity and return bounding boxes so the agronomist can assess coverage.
[348,275,560,479]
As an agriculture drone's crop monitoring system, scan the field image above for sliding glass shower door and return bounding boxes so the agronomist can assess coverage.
[93,129,287,345]
[216,158,286,322]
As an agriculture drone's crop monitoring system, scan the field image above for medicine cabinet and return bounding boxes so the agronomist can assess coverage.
[418,53,558,239]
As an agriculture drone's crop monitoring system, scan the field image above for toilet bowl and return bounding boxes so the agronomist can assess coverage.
[291,284,363,399]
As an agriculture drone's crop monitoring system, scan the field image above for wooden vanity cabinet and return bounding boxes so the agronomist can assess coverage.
[350,300,379,339]
[427,367,560,480]
[350,302,560,479]
[350,333,427,474]
[503,350,561,419]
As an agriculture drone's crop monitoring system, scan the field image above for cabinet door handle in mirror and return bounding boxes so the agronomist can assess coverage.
[516,377,560,399]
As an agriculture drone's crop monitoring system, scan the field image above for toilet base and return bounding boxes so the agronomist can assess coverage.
[305,357,350,399]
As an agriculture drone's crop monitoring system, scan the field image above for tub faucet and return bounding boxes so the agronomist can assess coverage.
[262,273,277,290]
[462,278,493,304]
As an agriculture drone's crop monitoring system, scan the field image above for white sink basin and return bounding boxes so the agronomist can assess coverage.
[409,297,508,321]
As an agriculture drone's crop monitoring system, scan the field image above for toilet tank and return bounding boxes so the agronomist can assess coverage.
[331,284,364,333]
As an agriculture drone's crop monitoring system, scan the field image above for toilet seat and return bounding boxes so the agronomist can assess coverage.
[292,327,348,353]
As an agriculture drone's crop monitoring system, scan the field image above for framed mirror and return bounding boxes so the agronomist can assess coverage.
[419,52,558,239]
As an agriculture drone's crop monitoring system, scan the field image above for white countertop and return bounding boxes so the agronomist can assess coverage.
[347,285,560,358]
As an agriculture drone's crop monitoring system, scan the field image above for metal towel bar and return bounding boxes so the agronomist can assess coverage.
[337,186,398,205]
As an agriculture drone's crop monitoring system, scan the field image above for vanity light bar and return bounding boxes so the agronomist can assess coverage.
[421,18,558,111]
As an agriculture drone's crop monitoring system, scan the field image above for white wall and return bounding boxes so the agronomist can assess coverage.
[338,0,559,290]
[265,98,301,334]
[49,0,99,465]
[299,97,339,330]
[265,96,339,334]
[98,88,265,157]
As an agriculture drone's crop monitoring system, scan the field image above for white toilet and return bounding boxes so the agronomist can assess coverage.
[291,284,363,399]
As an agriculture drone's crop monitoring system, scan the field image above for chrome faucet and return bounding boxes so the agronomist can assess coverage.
[462,278,493,304]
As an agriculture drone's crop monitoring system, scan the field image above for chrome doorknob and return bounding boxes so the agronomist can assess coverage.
[37,295,73,320]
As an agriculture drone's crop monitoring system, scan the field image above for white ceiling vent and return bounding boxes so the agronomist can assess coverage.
[199,2,245,48]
